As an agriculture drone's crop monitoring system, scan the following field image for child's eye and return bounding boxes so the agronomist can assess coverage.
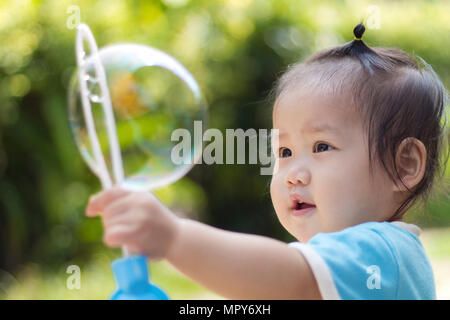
[313,142,334,153]
[279,147,292,158]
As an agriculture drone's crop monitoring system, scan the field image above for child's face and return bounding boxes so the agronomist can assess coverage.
[270,88,400,242]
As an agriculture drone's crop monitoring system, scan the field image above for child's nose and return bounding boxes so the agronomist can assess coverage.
[285,167,311,187]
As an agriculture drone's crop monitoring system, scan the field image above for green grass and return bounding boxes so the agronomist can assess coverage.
[420,227,450,260]
[1,251,223,300]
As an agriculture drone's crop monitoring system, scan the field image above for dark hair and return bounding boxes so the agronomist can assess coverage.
[273,23,449,220]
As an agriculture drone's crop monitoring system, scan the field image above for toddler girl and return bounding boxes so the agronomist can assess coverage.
[86,23,448,299]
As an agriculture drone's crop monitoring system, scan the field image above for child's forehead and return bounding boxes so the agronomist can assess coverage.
[273,88,358,127]
[272,93,365,146]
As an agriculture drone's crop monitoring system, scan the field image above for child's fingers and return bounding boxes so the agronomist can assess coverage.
[86,187,131,217]
[102,192,138,219]
[102,212,134,230]
[103,224,137,248]
[102,206,143,230]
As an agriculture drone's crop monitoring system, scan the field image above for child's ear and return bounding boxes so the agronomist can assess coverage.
[392,137,427,192]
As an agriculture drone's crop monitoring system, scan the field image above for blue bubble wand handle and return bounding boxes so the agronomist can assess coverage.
[75,23,169,299]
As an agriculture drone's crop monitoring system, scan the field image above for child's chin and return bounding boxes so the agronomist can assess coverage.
[294,227,318,243]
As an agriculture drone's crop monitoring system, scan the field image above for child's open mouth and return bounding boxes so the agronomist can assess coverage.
[293,201,316,216]
[289,194,316,216]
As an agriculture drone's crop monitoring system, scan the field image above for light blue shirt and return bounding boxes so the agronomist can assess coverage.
[289,221,436,300]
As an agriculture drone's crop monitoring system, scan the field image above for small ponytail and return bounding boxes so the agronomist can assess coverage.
[353,23,365,40]
[311,23,397,74]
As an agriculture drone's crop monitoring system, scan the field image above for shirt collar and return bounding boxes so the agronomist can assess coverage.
[390,221,422,237]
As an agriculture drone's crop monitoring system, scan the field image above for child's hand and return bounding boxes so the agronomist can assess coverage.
[85,187,180,260]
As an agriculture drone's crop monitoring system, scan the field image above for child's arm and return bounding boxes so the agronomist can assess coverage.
[168,218,321,299]
[86,187,321,300]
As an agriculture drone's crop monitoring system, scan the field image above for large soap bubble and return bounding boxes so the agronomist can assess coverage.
[68,43,207,191]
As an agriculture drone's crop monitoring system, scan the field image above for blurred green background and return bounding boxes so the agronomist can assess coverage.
[0,0,449,299]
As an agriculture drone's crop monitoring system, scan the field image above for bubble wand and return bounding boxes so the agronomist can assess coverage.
[74,23,169,300]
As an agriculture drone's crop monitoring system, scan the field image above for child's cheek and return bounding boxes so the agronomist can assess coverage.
[269,175,279,205]
[316,161,358,219]
[269,174,284,214]
[321,156,372,226]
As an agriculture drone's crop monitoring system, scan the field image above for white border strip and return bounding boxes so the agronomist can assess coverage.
[288,242,341,300]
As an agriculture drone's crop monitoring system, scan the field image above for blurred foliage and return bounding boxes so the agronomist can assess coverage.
[0,0,449,298]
